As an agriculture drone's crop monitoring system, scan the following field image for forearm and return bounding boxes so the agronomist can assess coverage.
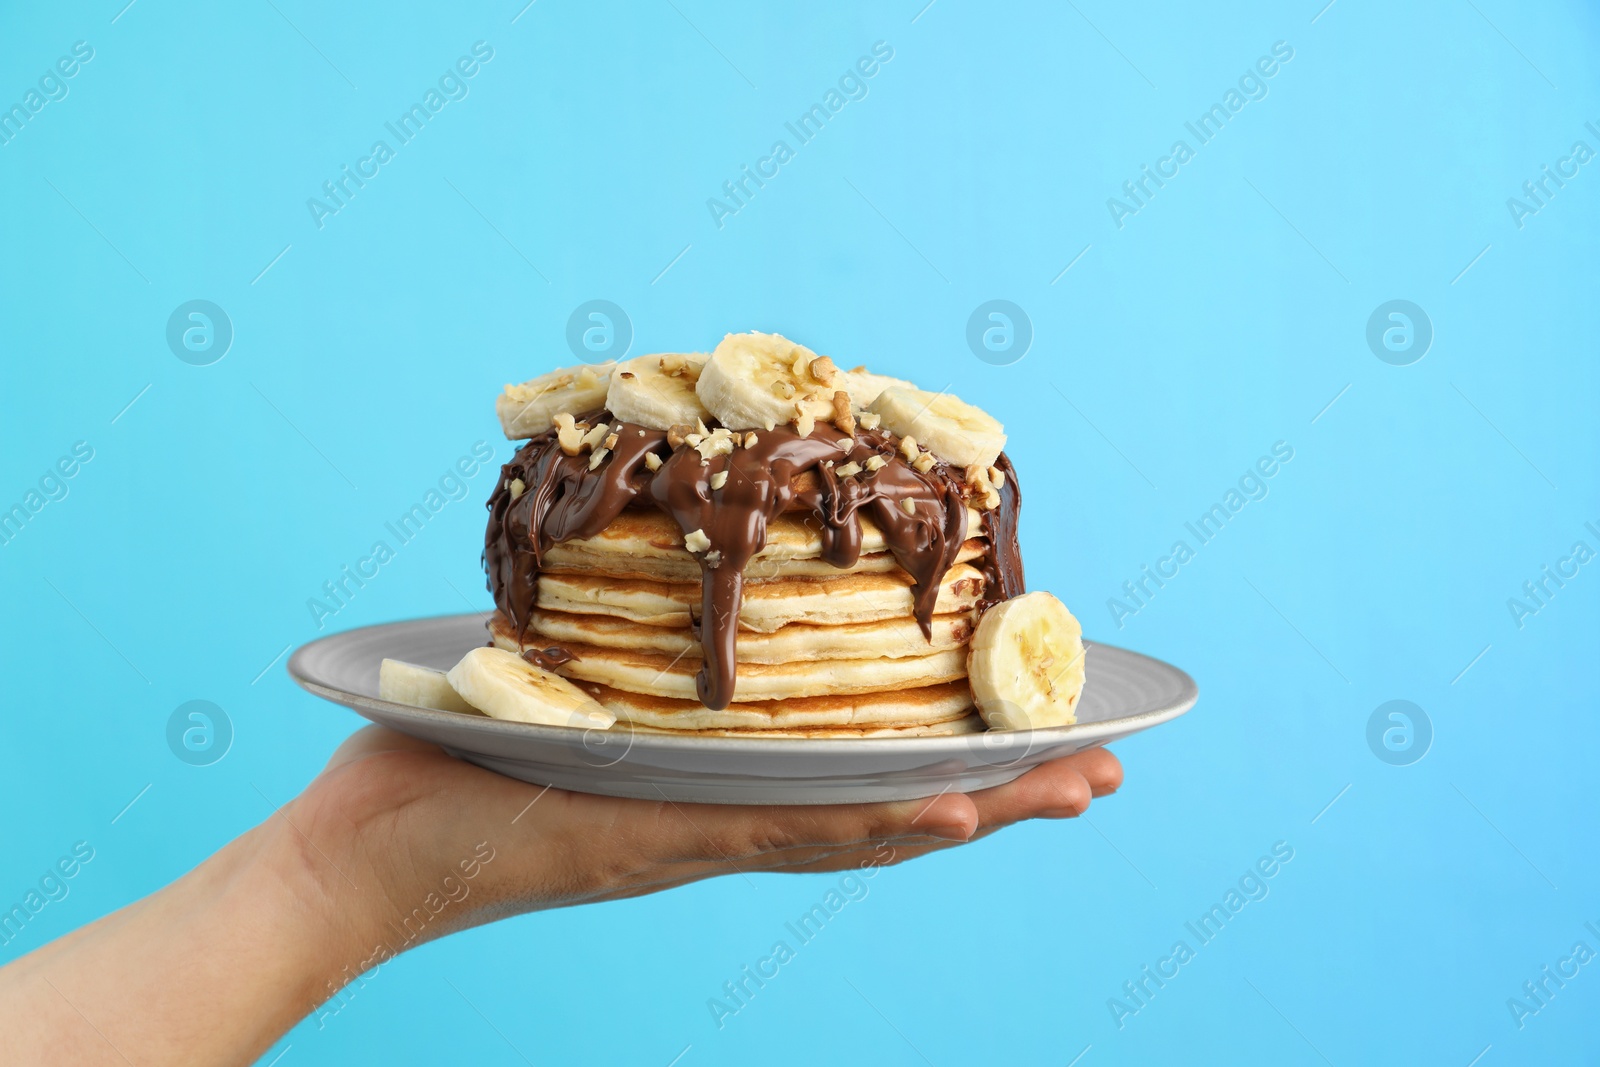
[0,818,369,1066]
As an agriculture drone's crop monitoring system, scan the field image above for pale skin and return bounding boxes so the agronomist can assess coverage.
[0,727,1122,1065]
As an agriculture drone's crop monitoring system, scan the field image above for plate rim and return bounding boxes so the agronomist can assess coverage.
[287,611,1199,753]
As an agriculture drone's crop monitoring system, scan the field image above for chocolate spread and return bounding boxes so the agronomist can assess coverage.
[484,415,1024,710]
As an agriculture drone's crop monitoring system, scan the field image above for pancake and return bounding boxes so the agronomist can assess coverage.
[623,713,984,738]
[535,562,987,632]
[492,624,966,700]
[512,608,976,664]
[542,537,986,583]
[538,506,984,573]
[574,679,975,731]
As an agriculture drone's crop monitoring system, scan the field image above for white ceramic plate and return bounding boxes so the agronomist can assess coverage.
[287,613,1197,805]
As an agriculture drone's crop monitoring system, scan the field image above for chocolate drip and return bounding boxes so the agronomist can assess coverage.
[484,416,1022,711]
[484,418,667,640]
[978,453,1025,608]
[520,646,575,671]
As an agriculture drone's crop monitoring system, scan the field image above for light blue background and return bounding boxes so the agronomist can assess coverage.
[2,1,1597,1063]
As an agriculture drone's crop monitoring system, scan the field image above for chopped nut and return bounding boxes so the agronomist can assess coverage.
[836,437,853,450]
[684,432,704,449]
[580,422,610,451]
[667,424,691,449]
[899,435,919,463]
[554,413,583,456]
[644,452,663,472]
[912,453,936,474]
[809,355,839,385]
[983,488,1002,510]
[684,528,711,553]
[988,465,1005,488]
[831,391,855,435]
[709,436,735,459]
[857,412,882,431]
[637,429,646,437]
[660,354,687,376]
[704,549,722,568]
[801,391,819,403]
[743,432,759,449]
[966,464,993,494]
[710,471,729,490]
[794,410,816,438]
[835,461,862,478]
[790,349,810,380]
[900,498,917,516]
[603,432,619,450]
[763,419,776,432]
[575,367,599,388]
[772,380,796,400]
[587,447,610,470]
[710,426,733,439]
[695,417,710,437]
[508,477,526,501]
[865,455,887,472]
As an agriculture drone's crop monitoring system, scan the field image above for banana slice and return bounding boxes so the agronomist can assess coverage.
[868,386,1006,470]
[497,363,615,439]
[696,331,842,431]
[842,367,916,408]
[605,353,711,429]
[379,658,479,714]
[446,647,616,729]
[967,592,1086,730]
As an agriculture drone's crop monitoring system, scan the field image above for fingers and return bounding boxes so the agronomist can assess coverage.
[621,790,979,872]
[749,755,1123,878]
[967,760,1093,830]
[593,747,1123,878]
[323,725,443,771]
[1072,746,1124,797]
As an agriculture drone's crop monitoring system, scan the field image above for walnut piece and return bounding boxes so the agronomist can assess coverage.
[554,413,583,456]
[831,391,855,435]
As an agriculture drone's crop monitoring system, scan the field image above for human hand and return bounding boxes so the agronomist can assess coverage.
[290,726,1124,949]
[0,725,1120,1066]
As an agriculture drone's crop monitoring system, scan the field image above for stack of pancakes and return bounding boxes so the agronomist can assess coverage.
[489,506,992,737]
